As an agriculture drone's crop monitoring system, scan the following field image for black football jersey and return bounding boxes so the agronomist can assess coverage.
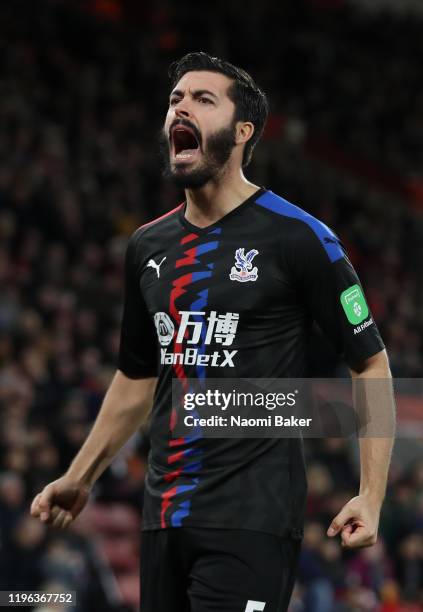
[118,187,385,536]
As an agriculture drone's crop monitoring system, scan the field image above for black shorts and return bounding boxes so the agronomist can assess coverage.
[140,527,302,612]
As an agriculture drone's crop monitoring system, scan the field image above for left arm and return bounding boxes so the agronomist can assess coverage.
[287,220,395,548]
[327,348,396,547]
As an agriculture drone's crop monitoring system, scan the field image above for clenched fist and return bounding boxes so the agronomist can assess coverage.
[327,493,381,548]
[30,477,91,529]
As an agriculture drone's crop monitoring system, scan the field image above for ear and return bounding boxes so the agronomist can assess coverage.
[235,121,255,146]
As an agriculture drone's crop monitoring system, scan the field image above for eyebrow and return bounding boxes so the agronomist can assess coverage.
[170,89,219,101]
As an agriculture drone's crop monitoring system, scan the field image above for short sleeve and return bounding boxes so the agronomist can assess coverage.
[118,232,158,378]
[289,223,385,370]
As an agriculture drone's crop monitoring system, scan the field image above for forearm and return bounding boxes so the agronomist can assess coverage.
[358,437,394,506]
[351,350,396,506]
[66,370,157,487]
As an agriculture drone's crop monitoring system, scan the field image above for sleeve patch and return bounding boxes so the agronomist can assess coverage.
[340,284,370,325]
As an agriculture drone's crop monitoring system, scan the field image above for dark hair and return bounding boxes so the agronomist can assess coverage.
[168,52,268,167]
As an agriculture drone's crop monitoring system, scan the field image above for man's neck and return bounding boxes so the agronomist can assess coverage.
[184,171,260,228]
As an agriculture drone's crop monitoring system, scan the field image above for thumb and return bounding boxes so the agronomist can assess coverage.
[327,505,354,537]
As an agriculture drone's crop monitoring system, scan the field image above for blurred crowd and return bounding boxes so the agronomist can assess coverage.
[295,440,422,611]
[0,0,422,610]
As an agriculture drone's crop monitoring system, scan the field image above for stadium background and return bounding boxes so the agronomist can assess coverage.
[0,0,422,610]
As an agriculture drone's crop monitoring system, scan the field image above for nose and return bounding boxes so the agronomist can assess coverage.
[174,101,191,120]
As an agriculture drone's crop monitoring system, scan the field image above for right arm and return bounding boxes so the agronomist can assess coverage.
[30,371,157,529]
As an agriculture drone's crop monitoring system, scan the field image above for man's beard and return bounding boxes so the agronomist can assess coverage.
[159,121,236,189]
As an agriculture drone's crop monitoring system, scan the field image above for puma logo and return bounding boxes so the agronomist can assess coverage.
[324,236,339,245]
[147,257,166,278]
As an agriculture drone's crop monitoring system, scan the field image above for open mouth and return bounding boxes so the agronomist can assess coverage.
[171,125,200,161]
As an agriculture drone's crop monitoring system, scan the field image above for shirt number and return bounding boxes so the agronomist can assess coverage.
[245,601,266,612]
